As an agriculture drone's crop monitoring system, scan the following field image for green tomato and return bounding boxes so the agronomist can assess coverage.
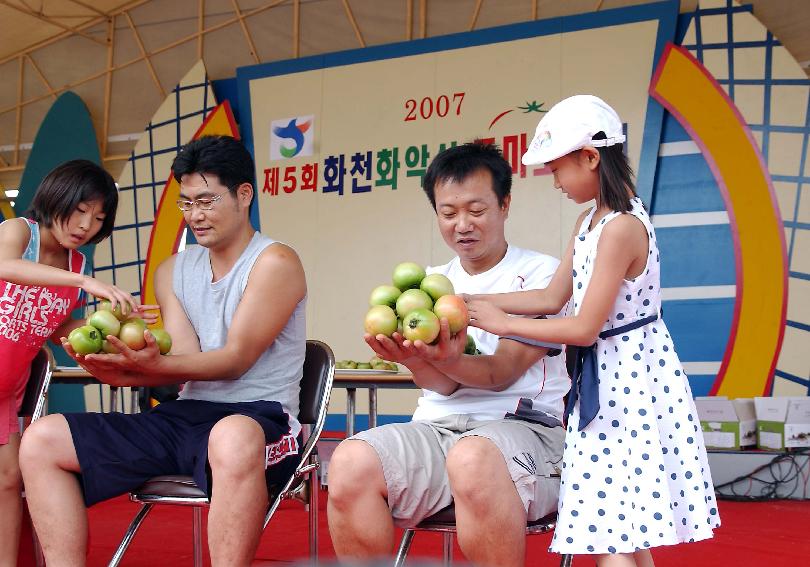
[149,328,172,355]
[420,273,455,301]
[464,334,478,355]
[87,309,121,339]
[401,308,440,344]
[356,362,372,369]
[392,262,426,291]
[98,299,132,322]
[68,325,103,355]
[369,285,402,309]
[101,339,120,354]
[364,305,398,337]
[395,289,433,318]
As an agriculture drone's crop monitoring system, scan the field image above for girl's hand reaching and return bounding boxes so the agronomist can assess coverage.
[81,275,161,325]
[466,298,511,336]
[80,275,139,313]
[132,305,161,326]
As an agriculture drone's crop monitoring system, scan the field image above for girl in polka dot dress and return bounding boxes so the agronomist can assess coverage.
[466,95,719,566]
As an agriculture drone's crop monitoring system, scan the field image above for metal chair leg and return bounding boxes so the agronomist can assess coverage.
[108,503,154,567]
[442,532,453,566]
[193,506,203,567]
[560,553,574,566]
[129,387,138,414]
[393,529,416,567]
[309,469,319,563]
[109,387,119,413]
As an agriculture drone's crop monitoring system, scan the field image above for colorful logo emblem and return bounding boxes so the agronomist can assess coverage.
[488,100,546,130]
[270,115,314,160]
[528,129,552,154]
[537,130,552,148]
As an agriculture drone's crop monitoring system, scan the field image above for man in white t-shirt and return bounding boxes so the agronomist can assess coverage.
[327,142,569,567]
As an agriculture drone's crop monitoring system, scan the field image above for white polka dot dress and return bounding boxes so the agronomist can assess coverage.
[550,198,720,555]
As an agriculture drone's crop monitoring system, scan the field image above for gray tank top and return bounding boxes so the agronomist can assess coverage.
[173,232,306,421]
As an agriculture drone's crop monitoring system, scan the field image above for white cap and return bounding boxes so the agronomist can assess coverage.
[521,95,626,166]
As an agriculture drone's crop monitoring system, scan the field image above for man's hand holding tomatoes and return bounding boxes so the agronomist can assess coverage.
[61,336,130,387]
[364,327,461,396]
[87,329,164,371]
[364,331,419,366]
[406,317,467,366]
[61,328,164,387]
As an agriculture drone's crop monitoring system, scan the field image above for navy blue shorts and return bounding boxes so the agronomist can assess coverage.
[64,399,302,507]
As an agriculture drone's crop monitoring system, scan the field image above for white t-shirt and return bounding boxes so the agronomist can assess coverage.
[412,245,570,422]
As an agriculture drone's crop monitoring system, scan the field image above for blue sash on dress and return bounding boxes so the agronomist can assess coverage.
[564,312,659,431]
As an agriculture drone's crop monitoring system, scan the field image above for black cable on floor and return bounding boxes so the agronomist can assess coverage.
[714,448,810,501]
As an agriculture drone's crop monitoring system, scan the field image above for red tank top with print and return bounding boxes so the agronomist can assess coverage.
[0,219,85,396]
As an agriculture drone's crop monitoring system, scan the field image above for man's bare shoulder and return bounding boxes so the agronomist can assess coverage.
[254,241,303,270]
[154,254,178,280]
[248,242,306,298]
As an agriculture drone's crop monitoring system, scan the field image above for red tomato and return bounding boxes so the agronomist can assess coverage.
[433,294,469,334]
[119,321,147,350]
[126,317,147,329]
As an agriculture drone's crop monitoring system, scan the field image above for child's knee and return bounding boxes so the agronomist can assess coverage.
[0,461,22,492]
[19,417,70,474]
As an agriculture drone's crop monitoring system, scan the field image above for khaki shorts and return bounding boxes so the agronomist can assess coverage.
[351,415,564,528]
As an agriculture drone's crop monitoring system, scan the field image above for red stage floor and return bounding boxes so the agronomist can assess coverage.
[20,490,810,566]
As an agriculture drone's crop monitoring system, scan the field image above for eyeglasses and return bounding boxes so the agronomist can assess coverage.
[176,192,228,212]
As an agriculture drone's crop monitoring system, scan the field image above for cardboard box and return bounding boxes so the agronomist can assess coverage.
[785,397,810,449]
[695,397,756,450]
[754,397,789,450]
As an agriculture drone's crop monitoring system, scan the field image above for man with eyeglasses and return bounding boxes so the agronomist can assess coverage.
[21,135,308,567]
